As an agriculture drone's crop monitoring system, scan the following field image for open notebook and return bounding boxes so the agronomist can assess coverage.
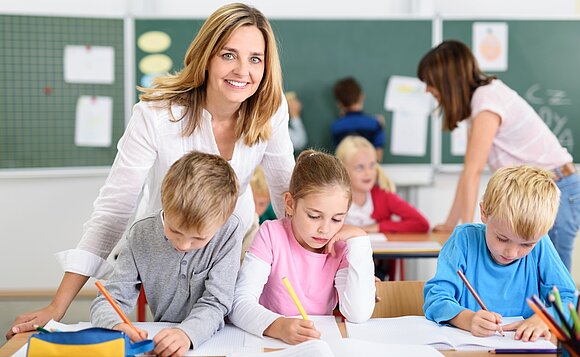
[227,338,443,357]
[11,316,342,357]
[346,316,557,351]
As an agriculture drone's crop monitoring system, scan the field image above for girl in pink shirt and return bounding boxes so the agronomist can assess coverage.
[417,40,579,270]
[229,150,375,345]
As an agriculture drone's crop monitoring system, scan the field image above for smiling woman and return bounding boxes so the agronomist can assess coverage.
[7,2,295,339]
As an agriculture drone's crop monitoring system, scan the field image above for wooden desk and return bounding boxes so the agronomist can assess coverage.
[372,232,450,259]
[0,332,32,357]
[1,323,558,357]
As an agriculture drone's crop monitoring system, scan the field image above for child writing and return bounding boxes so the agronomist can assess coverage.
[90,151,243,356]
[424,165,576,342]
[229,150,375,345]
[418,40,579,271]
[331,77,385,161]
[335,135,429,234]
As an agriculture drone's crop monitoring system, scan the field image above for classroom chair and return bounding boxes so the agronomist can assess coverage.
[372,280,425,318]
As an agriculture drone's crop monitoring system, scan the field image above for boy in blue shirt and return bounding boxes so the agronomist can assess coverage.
[424,165,576,342]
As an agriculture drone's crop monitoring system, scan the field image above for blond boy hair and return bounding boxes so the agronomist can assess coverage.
[161,151,238,233]
[250,166,269,198]
[335,135,396,192]
[481,165,560,240]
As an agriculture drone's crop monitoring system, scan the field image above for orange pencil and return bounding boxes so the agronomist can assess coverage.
[95,280,141,336]
[457,270,504,336]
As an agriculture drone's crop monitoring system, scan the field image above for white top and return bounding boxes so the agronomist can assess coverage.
[470,80,572,171]
[344,192,376,227]
[229,237,375,337]
[56,98,295,278]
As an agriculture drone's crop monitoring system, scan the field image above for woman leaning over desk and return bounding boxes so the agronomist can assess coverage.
[418,40,580,271]
[6,2,294,339]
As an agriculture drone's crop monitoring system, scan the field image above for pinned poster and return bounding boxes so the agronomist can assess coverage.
[473,22,508,72]
[384,75,432,114]
[390,111,428,157]
[75,96,113,147]
[64,45,115,84]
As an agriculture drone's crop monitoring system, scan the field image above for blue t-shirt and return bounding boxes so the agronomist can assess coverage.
[331,111,385,148]
[424,223,576,323]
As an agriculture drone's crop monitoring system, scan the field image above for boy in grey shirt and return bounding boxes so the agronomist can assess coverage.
[90,151,242,356]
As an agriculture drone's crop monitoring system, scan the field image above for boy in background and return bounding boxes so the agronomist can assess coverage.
[90,151,242,356]
[424,165,576,342]
[331,77,385,161]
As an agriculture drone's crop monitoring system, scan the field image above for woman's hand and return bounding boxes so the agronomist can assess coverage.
[6,304,62,340]
[324,224,366,256]
[264,317,320,345]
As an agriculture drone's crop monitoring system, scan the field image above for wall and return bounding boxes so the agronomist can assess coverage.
[1,0,579,291]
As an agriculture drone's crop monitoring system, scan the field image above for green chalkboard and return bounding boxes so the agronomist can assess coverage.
[441,20,580,165]
[0,15,125,169]
[135,19,432,164]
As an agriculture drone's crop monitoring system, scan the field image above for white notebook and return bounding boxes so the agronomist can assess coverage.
[345,316,556,351]
[228,338,443,357]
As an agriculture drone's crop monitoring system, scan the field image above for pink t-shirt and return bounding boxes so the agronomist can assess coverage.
[470,80,572,171]
[248,218,349,316]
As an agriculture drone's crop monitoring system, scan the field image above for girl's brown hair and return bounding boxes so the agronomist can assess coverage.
[289,149,352,207]
[139,3,283,146]
[417,40,495,131]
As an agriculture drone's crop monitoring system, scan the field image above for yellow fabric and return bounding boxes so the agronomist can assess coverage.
[27,337,124,357]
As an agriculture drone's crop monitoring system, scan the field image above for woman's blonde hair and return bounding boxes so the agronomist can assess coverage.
[417,40,495,131]
[289,149,352,207]
[139,3,283,146]
[481,165,560,240]
[335,136,396,192]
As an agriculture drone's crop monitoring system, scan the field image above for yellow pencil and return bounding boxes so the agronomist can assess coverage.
[281,276,309,320]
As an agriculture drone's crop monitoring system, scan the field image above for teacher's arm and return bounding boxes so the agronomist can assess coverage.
[434,111,500,232]
[6,272,89,339]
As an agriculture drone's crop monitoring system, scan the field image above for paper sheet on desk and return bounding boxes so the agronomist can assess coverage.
[368,233,387,242]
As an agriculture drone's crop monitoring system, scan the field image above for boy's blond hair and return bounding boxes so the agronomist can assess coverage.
[481,165,560,240]
[161,151,238,233]
[335,135,396,192]
[250,165,269,198]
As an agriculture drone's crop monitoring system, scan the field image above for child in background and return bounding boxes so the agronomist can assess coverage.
[331,77,385,161]
[229,150,375,345]
[285,91,308,152]
[424,166,576,342]
[90,151,242,356]
[336,135,429,234]
[250,165,276,225]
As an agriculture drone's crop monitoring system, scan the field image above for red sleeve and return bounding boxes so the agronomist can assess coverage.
[370,186,430,233]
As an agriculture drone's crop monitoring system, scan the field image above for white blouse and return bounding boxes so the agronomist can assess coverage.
[56,97,295,278]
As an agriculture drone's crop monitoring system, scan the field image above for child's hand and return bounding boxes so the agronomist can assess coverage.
[503,314,551,342]
[324,224,366,256]
[469,310,504,337]
[264,317,321,345]
[112,323,148,342]
[153,327,191,357]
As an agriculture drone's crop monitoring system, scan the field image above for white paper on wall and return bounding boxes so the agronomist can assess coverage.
[75,96,113,147]
[384,75,433,114]
[473,22,508,72]
[451,120,468,156]
[64,45,115,84]
[390,111,428,157]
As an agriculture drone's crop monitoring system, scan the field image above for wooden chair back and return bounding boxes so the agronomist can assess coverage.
[372,280,425,318]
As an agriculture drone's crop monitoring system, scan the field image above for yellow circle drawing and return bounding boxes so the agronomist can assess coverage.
[479,33,501,62]
[138,31,171,53]
[139,54,173,74]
